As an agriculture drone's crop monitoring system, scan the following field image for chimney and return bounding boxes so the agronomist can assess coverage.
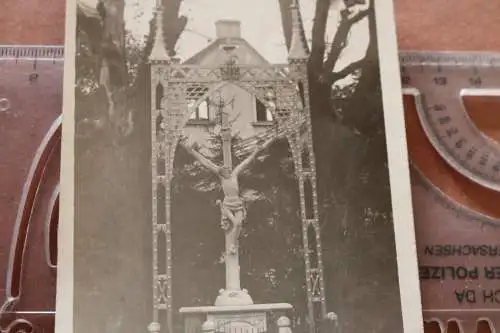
[215,20,241,39]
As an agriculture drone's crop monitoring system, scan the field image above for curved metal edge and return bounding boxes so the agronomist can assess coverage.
[0,301,16,327]
[44,185,60,270]
[2,318,34,333]
[458,88,500,154]
[423,317,447,333]
[403,87,500,193]
[423,315,498,333]
[423,317,465,333]
[2,115,62,312]
[477,317,497,333]
[409,161,500,227]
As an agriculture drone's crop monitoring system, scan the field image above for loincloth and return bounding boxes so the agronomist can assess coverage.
[218,196,247,231]
[222,196,246,214]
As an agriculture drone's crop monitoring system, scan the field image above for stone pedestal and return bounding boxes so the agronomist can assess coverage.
[179,303,293,333]
[214,289,253,306]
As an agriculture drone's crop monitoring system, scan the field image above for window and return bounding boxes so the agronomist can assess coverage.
[155,83,164,110]
[255,87,275,122]
[297,80,305,108]
[186,86,211,121]
[189,97,210,121]
[256,99,273,122]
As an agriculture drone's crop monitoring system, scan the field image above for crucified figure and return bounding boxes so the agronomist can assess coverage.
[179,136,276,255]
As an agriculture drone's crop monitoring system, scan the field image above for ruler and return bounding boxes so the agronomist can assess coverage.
[0,45,63,333]
[401,51,500,333]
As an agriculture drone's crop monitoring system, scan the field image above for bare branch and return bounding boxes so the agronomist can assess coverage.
[321,58,364,84]
[163,0,187,56]
[349,8,370,25]
[77,2,104,55]
[102,0,126,52]
[310,0,331,70]
[323,7,369,73]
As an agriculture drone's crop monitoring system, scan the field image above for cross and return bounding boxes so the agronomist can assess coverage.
[211,92,234,170]
[210,92,243,293]
[180,90,272,304]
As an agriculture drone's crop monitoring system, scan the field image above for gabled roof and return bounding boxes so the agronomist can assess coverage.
[182,37,271,66]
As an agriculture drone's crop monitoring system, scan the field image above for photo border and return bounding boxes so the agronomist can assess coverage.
[56,0,75,331]
[373,1,423,331]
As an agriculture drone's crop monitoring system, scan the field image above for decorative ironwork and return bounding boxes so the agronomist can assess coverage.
[156,274,169,308]
[0,318,34,333]
[149,39,326,333]
[220,57,241,81]
[164,64,293,83]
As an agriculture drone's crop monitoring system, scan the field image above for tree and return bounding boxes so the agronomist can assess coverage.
[74,1,186,332]
[278,0,404,332]
[77,0,186,139]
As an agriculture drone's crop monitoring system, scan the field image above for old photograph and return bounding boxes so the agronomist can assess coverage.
[58,0,422,332]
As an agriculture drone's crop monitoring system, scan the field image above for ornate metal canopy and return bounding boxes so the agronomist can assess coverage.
[148,2,328,333]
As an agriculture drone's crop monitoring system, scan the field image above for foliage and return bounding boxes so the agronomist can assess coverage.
[170,131,308,331]
[297,1,403,331]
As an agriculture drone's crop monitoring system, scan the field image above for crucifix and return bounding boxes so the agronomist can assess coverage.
[179,91,275,305]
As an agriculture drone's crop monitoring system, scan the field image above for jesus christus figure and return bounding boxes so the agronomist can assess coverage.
[179,136,276,255]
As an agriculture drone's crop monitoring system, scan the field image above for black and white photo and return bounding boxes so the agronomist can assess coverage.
[57,1,423,332]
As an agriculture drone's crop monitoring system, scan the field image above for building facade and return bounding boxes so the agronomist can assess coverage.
[181,20,275,155]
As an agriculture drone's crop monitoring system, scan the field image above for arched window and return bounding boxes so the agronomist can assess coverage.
[301,147,310,169]
[155,83,164,110]
[187,86,211,121]
[255,87,275,122]
[297,81,305,108]
[256,99,273,122]
[189,97,210,121]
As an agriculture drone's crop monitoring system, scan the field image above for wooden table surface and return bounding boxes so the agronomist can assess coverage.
[1,0,500,332]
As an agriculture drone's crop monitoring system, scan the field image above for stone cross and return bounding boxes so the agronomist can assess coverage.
[211,93,247,303]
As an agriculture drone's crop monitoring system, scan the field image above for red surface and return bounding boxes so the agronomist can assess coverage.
[0,0,65,45]
[0,61,62,332]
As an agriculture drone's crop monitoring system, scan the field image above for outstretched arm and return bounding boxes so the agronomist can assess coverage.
[233,137,275,176]
[179,138,219,174]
